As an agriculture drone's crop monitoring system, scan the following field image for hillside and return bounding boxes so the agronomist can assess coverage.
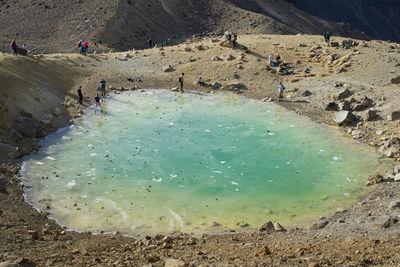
[292,0,400,42]
[0,0,368,54]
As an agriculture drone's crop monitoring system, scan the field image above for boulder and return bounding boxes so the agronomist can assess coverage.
[336,88,351,100]
[184,46,192,52]
[334,111,356,125]
[339,101,351,111]
[170,87,179,92]
[391,76,400,84]
[302,90,312,97]
[366,174,384,185]
[362,109,378,121]
[387,111,400,121]
[163,65,174,72]
[379,137,400,158]
[352,103,364,111]
[12,117,38,138]
[330,41,339,47]
[211,82,222,90]
[325,102,339,111]
[211,56,222,61]
[394,164,400,174]
[342,39,358,49]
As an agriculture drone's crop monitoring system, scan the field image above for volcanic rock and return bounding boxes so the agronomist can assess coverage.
[391,76,400,84]
[163,65,174,72]
[310,220,329,230]
[325,102,339,111]
[362,109,378,121]
[339,101,351,111]
[382,216,399,229]
[379,137,400,158]
[259,221,274,232]
[387,111,400,121]
[336,88,351,100]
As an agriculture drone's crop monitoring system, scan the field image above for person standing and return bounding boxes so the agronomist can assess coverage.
[99,78,106,97]
[94,94,103,113]
[278,82,285,102]
[179,73,184,92]
[77,86,83,105]
[10,39,17,55]
[148,37,152,48]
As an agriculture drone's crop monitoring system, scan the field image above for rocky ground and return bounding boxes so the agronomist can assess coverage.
[0,34,400,266]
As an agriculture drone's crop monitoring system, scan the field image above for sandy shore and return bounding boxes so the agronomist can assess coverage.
[0,34,400,266]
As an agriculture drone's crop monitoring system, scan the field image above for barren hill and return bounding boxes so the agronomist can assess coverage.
[0,0,368,54]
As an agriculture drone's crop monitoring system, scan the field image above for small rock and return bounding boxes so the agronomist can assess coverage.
[0,261,17,267]
[211,56,221,61]
[221,54,234,61]
[273,222,286,232]
[258,245,272,256]
[325,102,339,111]
[147,255,160,263]
[308,263,320,267]
[336,88,351,100]
[259,221,274,231]
[164,258,187,267]
[387,111,400,121]
[310,220,329,230]
[163,65,174,72]
[366,174,384,185]
[382,216,399,229]
[330,42,339,47]
[212,221,221,227]
[388,200,400,209]
[302,90,312,97]
[170,87,179,92]
[391,76,400,84]
[184,46,191,52]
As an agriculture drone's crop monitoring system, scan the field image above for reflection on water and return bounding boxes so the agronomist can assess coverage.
[21,90,391,235]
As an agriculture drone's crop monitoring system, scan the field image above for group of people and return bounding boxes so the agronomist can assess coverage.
[9,39,27,56]
[76,78,107,114]
[78,40,90,55]
[269,54,288,74]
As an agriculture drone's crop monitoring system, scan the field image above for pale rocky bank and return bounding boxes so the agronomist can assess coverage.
[0,34,400,266]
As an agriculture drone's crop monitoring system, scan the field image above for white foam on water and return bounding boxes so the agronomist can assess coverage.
[35,161,43,165]
[170,174,178,178]
[220,161,226,164]
[90,153,97,157]
[46,156,56,161]
[346,178,351,182]
[212,171,222,174]
[333,156,339,161]
[268,132,275,136]
[344,193,349,197]
[231,181,239,185]
[204,129,211,132]
[67,180,76,188]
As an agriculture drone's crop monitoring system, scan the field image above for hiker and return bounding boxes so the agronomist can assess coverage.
[83,41,89,51]
[278,82,285,102]
[179,73,184,92]
[148,38,152,48]
[94,94,103,113]
[99,78,106,97]
[279,62,288,75]
[232,33,238,48]
[77,40,83,48]
[324,32,331,46]
[198,76,205,86]
[77,86,83,105]
[10,39,17,55]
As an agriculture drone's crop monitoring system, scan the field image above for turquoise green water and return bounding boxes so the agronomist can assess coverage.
[21,90,390,235]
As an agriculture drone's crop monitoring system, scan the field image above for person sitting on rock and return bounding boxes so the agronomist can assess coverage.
[198,76,205,86]
[279,62,288,75]
[269,54,277,66]
[275,54,281,63]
